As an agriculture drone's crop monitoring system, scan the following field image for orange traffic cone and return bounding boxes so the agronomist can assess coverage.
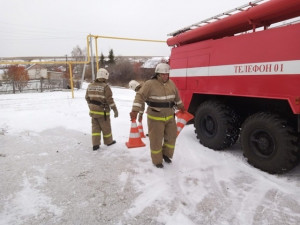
[126,119,146,148]
[176,111,194,136]
[138,122,146,138]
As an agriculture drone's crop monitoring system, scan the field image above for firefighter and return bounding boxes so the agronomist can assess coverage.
[85,68,118,151]
[130,63,185,168]
[128,80,144,122]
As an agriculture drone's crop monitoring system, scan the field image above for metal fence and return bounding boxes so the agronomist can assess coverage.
[0,78,77,94]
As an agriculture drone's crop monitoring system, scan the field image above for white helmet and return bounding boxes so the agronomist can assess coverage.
[97,68,109,79]
[155,63,170,74]
[129,80,140,91]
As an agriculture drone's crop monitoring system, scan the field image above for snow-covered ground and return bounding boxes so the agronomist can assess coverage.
[0,84,300,225]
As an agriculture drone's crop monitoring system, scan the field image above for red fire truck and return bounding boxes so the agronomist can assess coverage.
[167,0,300,173]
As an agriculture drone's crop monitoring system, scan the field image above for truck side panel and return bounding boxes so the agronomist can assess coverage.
[170,23,300,113]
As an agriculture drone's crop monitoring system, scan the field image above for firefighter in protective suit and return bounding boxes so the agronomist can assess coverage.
[85,68,118,150]
[130,63,185,168]
[129,80,144,122]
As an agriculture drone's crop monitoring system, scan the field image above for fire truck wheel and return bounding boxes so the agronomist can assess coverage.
[241,112,299,174]
[194,101,240,150]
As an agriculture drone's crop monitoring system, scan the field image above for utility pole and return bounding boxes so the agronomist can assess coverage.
[65,54,69,88]
[90,35,95,81]
[81,53,88,89]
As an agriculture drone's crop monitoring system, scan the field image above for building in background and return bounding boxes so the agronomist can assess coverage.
[26,64,47,80]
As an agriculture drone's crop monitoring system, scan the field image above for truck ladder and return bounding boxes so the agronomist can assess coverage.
[168,0,269,36]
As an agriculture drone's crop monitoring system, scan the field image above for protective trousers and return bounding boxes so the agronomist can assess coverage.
[148,116,177,165]
[91,117,113,146]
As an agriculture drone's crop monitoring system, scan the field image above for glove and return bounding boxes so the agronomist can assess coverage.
[180,106,186,113]
[138,113,143,122]
[113,109,118,118]
[130,111,138,121]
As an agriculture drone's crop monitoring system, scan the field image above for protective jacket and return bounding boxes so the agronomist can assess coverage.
[132,77,184,119]
[85,78,117,118]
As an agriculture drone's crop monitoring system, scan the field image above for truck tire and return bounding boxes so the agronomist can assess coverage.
[194,101,240,150]
[241,112,299,174]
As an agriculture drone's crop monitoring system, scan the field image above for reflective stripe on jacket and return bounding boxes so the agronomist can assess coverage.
[85,79,116,118]
[132,76,183,119]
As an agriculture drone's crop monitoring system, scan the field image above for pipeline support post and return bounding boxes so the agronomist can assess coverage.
[68,63,74,99]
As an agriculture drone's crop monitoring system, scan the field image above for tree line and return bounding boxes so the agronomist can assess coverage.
[74,47,156,86]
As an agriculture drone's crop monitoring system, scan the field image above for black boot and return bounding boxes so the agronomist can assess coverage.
[106,140,116,146]
[155,163,164,168]
[93,145,99,151]
[163,155,172,164]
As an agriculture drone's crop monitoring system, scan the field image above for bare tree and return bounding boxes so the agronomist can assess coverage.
[71,45,85,60]
[71,45,86,84]
[7,65,29,92]
[108,58,133,85]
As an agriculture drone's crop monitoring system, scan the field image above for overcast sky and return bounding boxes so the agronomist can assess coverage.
[0,0,251,57]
